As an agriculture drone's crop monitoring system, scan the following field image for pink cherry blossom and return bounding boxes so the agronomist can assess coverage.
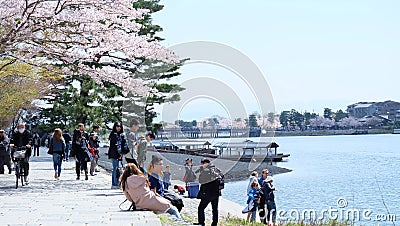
[0,0,179,96]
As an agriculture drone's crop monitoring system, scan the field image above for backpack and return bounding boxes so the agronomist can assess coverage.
[118,134,130,155]
[164,190,184,212]
[210,166,225,190]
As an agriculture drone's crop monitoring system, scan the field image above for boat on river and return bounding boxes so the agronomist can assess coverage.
[213,140,289,162]
[151,140,218,157]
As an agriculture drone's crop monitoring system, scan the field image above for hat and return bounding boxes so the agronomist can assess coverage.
[265,176,273,182]
[201,158,210,164]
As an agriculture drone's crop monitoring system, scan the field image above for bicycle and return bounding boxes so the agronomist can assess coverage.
[12,147,27,189]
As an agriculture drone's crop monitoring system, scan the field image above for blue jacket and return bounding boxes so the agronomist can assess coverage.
[247,187,261,204]
[51,138,66,154]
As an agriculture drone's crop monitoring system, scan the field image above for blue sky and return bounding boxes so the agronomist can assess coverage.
[153,0,400,121]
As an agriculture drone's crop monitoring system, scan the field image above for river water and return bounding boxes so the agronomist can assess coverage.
[221,134,399,225]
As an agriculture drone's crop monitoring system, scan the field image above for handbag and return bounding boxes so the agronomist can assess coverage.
[47,139,53,155]
[116,160,124,181]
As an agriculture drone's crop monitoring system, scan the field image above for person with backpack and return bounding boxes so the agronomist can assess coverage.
[119,163,181,219]
[49,128,66,179]
[194,158,223,226]
[70,123,90,181]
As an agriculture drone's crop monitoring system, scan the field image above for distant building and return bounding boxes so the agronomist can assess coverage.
[375,100,400,121]
[347,100,400,120]
[347,103,378,118]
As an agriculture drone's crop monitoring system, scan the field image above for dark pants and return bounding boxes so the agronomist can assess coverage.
[64,143,71,160]
[33,145,40,156]
[258,193,266,223]
[266,201,276,224]
[163,182,170,190]
[23,157,30,177]
[75,160,87,177]
[0,155,12,173]
[198,197,219,226]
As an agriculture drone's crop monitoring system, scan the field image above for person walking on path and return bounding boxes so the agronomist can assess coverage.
[0,130,11,174]
[62,131,72,161]
[262,176,277,226]
[119,163,182,219]
[10,123,32,183]
[163,165,171,190]
[70,123,90,180]
[108,121,126,189]
[89,125,100,176]
[32,133,41,157]
[49,129,66,179]
[194,158,221,226]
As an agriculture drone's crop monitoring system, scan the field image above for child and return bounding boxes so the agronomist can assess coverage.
[247,182,261,222]
[173,185,186,195]
[163,165,171,190]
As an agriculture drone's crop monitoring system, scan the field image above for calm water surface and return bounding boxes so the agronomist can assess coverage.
[221,134,399,225]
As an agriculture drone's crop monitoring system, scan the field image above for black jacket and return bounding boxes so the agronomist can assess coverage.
[197,165,221,200]
[10,130,32,157]
[262,181,275,202]
[70,129,89,162]
[108,132,125,159]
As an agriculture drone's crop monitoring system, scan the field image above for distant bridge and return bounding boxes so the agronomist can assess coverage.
[156,127,262,139]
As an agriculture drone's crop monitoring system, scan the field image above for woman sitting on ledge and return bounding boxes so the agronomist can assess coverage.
[119,163,181,219]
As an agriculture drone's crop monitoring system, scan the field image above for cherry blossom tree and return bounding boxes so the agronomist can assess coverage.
[337,117,362,129]
[0,0,178,95]
[310,116,336,129]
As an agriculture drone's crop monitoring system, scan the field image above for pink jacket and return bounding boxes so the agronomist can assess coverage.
[123,174,171,212]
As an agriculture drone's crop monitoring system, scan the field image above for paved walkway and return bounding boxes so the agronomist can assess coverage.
[0,147,162,226]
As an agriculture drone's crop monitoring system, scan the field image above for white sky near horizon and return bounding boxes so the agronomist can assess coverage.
[152,0,400,121]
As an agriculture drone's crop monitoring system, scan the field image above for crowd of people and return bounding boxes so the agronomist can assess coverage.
[0,119,278,226]
[242,168,277,226]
